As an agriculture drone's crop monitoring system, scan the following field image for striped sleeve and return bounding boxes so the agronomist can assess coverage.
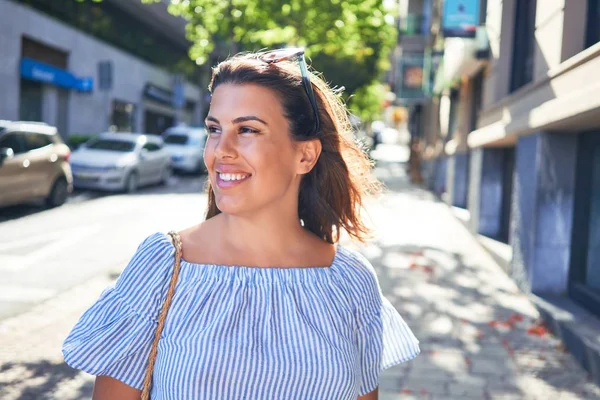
[357,297,420,395]
[346,250,420,396]
[62,232,174,390]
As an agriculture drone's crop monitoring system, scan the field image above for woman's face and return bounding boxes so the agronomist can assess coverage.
[204,83,318,216]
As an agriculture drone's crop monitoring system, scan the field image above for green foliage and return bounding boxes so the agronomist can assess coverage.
[348,80,387,123]
[140,0,396,122]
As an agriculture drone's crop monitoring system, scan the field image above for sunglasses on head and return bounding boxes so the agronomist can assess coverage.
[259,48,320,135]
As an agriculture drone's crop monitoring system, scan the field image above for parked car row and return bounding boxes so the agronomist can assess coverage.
[0,121,208,209]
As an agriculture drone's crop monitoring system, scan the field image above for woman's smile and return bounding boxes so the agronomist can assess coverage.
[216,171,252,189]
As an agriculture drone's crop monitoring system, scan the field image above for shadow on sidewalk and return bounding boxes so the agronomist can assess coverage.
[0,360,93,400]
[364,236,598,398]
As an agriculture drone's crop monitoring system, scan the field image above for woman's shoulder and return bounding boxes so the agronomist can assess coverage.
[333,245,383,315]
[335,245,379,284]
[113,232,175,293]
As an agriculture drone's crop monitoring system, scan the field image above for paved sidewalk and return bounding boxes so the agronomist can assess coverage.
[0,159,599,399]
[0,273,110,399]
[364,162,600,400]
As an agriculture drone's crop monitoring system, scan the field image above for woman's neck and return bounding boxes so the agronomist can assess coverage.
[218,209,308,253]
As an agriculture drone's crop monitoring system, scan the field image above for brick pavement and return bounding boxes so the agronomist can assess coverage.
[0,160,599,399]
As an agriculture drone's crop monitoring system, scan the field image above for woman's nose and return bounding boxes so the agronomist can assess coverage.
[213,130,238,159]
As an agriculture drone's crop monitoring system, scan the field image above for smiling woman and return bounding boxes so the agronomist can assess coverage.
[62,49,420,400]
[204,50,378,244]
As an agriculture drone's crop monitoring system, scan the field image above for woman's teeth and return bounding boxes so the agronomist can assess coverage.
[218,173,249,181]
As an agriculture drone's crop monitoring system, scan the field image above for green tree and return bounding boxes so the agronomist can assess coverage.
[349,80,388,123]
[142,0,396,122]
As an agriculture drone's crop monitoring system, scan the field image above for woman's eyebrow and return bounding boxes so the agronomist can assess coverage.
[205,115,268,126]
[233,116,268,125]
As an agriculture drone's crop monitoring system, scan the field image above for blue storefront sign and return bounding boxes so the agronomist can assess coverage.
[20,58,93,92]
[442,0,480,38]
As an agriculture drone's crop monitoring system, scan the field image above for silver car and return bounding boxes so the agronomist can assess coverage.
[70,132,171,193]
[163,126,207,174]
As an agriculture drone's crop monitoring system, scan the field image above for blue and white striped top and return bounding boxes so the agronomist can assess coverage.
[63,232,419,399]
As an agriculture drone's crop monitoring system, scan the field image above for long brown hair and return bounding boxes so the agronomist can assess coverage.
[206,52,379,243]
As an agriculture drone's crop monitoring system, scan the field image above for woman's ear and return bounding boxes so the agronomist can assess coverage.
[296,139,322,175]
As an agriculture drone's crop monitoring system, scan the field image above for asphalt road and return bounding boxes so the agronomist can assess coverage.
[0,174,209,320]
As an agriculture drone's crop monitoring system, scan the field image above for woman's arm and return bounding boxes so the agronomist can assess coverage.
[358,387,378,400]
[93,376,141,400]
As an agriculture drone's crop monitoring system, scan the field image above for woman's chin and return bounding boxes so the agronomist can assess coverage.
[215,198,251,216]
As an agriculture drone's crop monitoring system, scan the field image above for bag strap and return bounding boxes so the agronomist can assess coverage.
[141,231,183,400]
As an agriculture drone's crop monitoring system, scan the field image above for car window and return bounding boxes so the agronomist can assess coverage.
[24,133,53,151]
[86,139,135,152]
[143,142,161,152]
[0,133,27,154]
[164,134,188,145]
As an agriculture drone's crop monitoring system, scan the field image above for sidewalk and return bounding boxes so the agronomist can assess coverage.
[0,273,112,399]
[0,159,599,399]
[366,160,600,399]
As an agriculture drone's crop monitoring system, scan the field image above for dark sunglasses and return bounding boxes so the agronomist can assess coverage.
[259,48,320,135]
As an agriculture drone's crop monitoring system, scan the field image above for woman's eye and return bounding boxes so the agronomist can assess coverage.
[207,126,220,134]
[240,127,259,134]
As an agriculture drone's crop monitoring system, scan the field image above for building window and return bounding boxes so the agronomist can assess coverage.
[570,132,600,317]
[19,79,43,121]
[499,148,515,244]
[448,88,460,137]
[586,0,600,48]
[111,100,136,132]
[470,71,484,132]
[510,0,537,92]
[22,36,68,69]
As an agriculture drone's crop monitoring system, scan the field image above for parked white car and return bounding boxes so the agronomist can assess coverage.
[163,126,207,174]
[70,132,171,193]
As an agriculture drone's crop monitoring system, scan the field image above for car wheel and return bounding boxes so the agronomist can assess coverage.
[161,166,172,185]
[124,172,139,194]
[46,177,69,208]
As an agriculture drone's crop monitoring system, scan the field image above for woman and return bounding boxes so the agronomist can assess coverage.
[63,49,419,400]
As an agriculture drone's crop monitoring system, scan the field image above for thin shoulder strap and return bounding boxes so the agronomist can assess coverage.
[141,231,183,400]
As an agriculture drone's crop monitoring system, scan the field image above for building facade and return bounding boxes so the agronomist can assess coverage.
[411,0,600,382]
[0,0,203,138]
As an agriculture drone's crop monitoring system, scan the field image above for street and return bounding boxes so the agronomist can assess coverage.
[1,152,600,399]
[0,174,208,320]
